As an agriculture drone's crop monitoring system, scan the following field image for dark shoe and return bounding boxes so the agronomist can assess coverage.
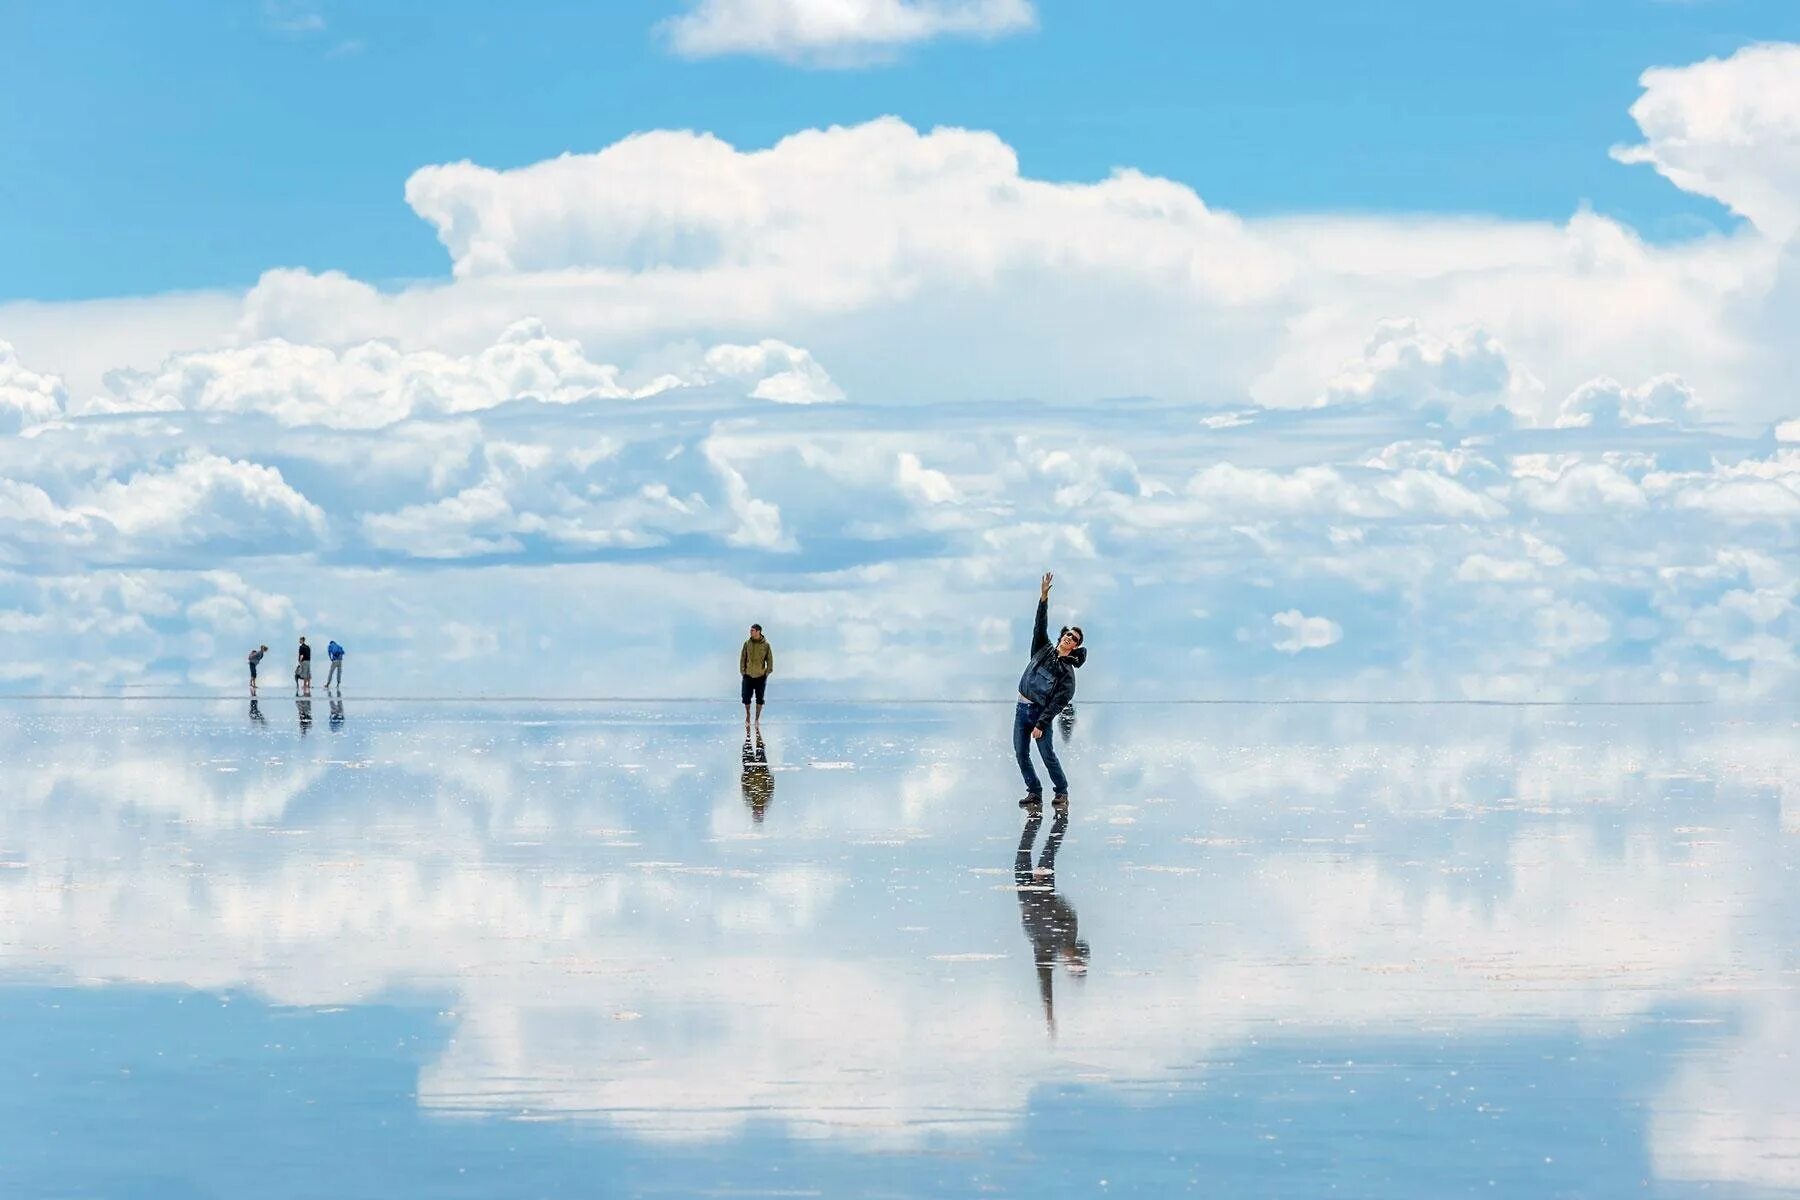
[1052,793,1069,812]
[1018,794,1043,809]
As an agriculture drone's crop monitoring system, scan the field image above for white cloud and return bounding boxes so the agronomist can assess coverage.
[11,98,1794,424]
[85,455,327,549]
[1612,43,1800,240]
[0,340,66,433]
[700,339,844,404]
[1322,319,1539,421]
[1271,609,1341,654]
[1556,374,1702,428]
[660,0,1035,65]
[1536,600,1613,656]
[84,320,842,428]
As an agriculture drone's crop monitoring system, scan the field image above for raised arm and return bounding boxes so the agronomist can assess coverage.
[1031,572,1053,654]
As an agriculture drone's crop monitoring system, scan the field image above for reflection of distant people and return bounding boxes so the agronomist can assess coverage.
[741,732,774,823]
[249,698,267,727]
[247,645,267,695]
[325,640,345,692]
[329,697,345,731]
[739,623,773,729]
[1014,572,1085,809]
[297,696,313,735]
[295,637,312,696]
[1058,702,1076,744]
[1014,807,1087,1036]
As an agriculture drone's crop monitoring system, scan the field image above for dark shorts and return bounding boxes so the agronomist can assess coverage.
[249,663,257,679]
[741,674,768,705]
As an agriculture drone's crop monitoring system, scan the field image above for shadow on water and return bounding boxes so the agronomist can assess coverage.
[741,731,774,823]
[1015,805,1087,1037]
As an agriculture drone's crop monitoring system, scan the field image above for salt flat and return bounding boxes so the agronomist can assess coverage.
[1,699,1796,1198]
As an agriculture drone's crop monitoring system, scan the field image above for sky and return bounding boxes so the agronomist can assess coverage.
[1,0,1798,698]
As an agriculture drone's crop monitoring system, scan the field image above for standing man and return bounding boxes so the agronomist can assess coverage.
[739,623,773,729]
[295,636,313,696]
[248,644,267,695]
[1013,572,1086,811]
[325,639,345,692]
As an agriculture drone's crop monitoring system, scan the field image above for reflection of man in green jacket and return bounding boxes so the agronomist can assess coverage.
[740,623,774,728]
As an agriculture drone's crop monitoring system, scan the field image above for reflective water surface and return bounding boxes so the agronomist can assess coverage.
[2,699,1797,1198]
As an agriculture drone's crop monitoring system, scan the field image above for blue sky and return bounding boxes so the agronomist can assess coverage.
[6,0,1799,300]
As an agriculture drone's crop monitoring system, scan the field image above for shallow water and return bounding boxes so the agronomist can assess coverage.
[1,698,1797,1197]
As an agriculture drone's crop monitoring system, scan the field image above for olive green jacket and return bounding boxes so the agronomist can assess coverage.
[740,638,774,678]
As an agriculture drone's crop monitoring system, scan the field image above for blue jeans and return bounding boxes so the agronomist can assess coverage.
[1013,701,1068,796]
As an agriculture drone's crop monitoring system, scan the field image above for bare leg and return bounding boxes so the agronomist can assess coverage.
[754,701,763,728]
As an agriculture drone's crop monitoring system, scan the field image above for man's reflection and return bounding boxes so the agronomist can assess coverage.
[329,698,345,731]
[741,732,774,822]
[1015,806,1087,1036]
[248,698,267,728]
[297,697,313,735]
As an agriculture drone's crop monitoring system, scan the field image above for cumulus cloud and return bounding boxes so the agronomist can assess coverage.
[698,340,844,404]
[0,340,66,433]
[85,320,842,428]
[0,448,325,566]
[1322,319,1539,422]
[1555,374,1702,428]
[1271,609,1341,654]
[1613,43,1800,240]
[660,0,1035,65]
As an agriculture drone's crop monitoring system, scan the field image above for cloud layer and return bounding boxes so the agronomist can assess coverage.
[0,44,1797,697]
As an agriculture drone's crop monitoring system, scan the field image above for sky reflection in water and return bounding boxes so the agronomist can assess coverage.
[1,699,1797,1198]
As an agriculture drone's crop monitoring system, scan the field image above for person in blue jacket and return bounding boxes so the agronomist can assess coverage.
[325,639,345,692]
[1014,572,1086,810]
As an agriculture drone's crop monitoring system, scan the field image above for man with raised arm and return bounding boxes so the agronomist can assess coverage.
[1013,572,1086,811]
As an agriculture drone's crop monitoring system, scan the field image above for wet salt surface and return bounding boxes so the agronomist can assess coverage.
[1,699,1798,1198]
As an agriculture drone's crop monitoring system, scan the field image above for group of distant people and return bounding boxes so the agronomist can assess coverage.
[247,636,345,696]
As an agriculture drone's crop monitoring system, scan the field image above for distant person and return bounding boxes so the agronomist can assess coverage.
[247,644,268,695]
[741,732,774,823]
[325,639,345,692]
[1014,572,1085,810]
[739,623,773,729]
[1015,805,1087,1036]
[295,636,312,696]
